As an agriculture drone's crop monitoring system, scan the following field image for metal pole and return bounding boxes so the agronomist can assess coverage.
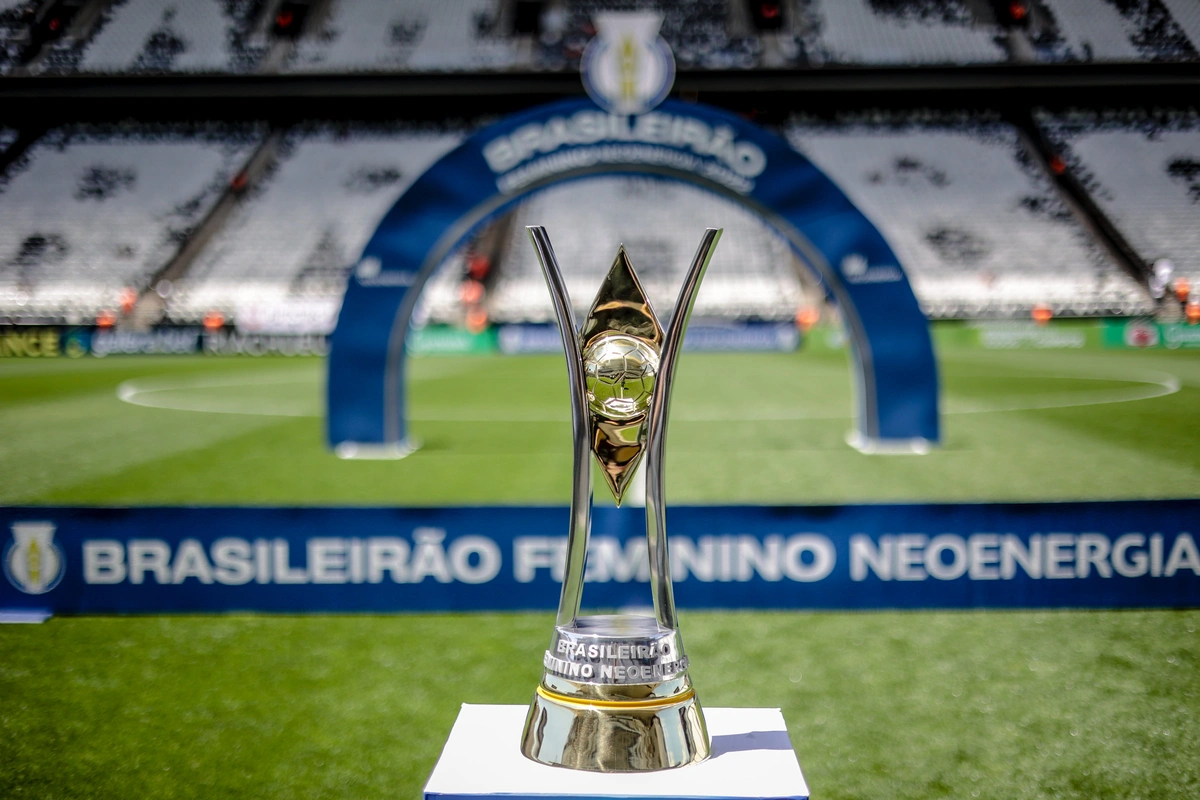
[527,226,593,629]
[644,228,722,631]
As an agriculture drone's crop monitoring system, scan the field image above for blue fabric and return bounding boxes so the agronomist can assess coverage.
[328,98,939,449]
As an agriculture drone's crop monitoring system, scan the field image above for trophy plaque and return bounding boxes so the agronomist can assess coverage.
[520,225,722,772]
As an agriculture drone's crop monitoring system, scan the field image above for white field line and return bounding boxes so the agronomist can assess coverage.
[115,369,1182,421]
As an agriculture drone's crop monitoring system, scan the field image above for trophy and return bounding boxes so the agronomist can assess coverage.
[520,225,722,772]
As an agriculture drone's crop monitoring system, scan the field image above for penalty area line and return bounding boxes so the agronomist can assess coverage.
[114,368,1182,421]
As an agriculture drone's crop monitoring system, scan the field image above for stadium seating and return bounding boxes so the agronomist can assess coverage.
[541,0,764,70]
[786,115,1153,318]
[0,0,38,74]
[4,0,1199,75]
[1038,109,1200,292]
[0,124,262,323]
[286,0,516,74]
[166,127,462,329]
[488,176,804,323]
[800,0,1006,66]
[1038,0,1199,62]
[74,0,265,74]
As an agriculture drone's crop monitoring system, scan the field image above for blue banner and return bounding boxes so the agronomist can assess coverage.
[3,501,1196,614]
[328,98,939,455]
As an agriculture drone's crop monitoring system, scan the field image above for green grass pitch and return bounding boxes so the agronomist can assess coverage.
[2,343,1199,798]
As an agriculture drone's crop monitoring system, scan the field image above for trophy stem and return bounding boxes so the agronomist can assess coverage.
[527,226,593,630]
[643,228,722,632]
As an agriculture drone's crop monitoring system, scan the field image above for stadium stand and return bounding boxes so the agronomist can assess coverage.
[487,176,804,323]
[4,0,1198,74]
[1038,108,1200,294]
[166,126,462,330]
[1162,0,1200,52]
[786,113,1153,318]
[540,0,765,70]
[0,0,32,74]
[799,0,1007,65]
[64,0,267,74]
[286,0,517,73]
[0,123,262,323]
[1037,0,1198,62]
[1,4,1193,334]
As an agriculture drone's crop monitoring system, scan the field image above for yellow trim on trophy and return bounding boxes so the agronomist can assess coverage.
[536,684,695,710]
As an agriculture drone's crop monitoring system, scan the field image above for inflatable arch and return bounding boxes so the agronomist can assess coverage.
[328,98,939,456]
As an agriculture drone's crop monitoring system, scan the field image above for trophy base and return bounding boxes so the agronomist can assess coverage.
[427,705,809,800]
[520,682,710,771]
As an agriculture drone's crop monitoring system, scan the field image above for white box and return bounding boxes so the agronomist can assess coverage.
[425,705,809,800]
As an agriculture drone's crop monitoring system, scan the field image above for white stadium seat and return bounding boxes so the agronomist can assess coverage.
[786,116,1153,317]
[1040,111,1200,291]
[0,124,261,322]
[167,127,462,328]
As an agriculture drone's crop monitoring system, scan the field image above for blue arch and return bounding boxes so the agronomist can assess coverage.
[328,98,939,455]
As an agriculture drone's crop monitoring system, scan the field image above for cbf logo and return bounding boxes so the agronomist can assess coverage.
[581,12,675,116]
[4,521,65,595]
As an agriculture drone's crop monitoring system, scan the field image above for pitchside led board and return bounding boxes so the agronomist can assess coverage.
[2,503,1199,614]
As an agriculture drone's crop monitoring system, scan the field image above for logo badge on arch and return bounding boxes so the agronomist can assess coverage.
[581,12,676,116]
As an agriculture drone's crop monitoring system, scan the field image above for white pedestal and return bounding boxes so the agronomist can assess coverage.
[424,705,809,800]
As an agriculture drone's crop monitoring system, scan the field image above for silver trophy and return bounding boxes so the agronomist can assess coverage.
[520,225,722,772]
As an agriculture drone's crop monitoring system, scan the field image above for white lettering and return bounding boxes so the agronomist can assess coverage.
[925,535,968,580]
[309,538,347,584]
[1044,534,1074,579]
[348,538,365,584]
[671,536,716,582]
[783,535,835,582]
[84,540,126,584]
[1076,534,1112,578]
[1165,533,1200,576]
[1112,534,1148,577]
[171,539,214,584]
[968,534,1001,579]
[255,539,271,583]
[212,538,254,585]
[735,535,782,582]
[850,535,891,581]
[482,138,518,172]
[273,539,309,584]
[514,537,566,583]
[128,539,171,584]
[448,536,502,584]
[718,536,735,582]
[367,538,410,583]
[410,528,453,583]
[480,112,768,183]
[510,124,542,164]
[895,535,927,580]
[1002,534,1042,579]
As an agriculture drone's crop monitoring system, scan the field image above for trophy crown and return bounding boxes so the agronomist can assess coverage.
[581,246,665,505]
